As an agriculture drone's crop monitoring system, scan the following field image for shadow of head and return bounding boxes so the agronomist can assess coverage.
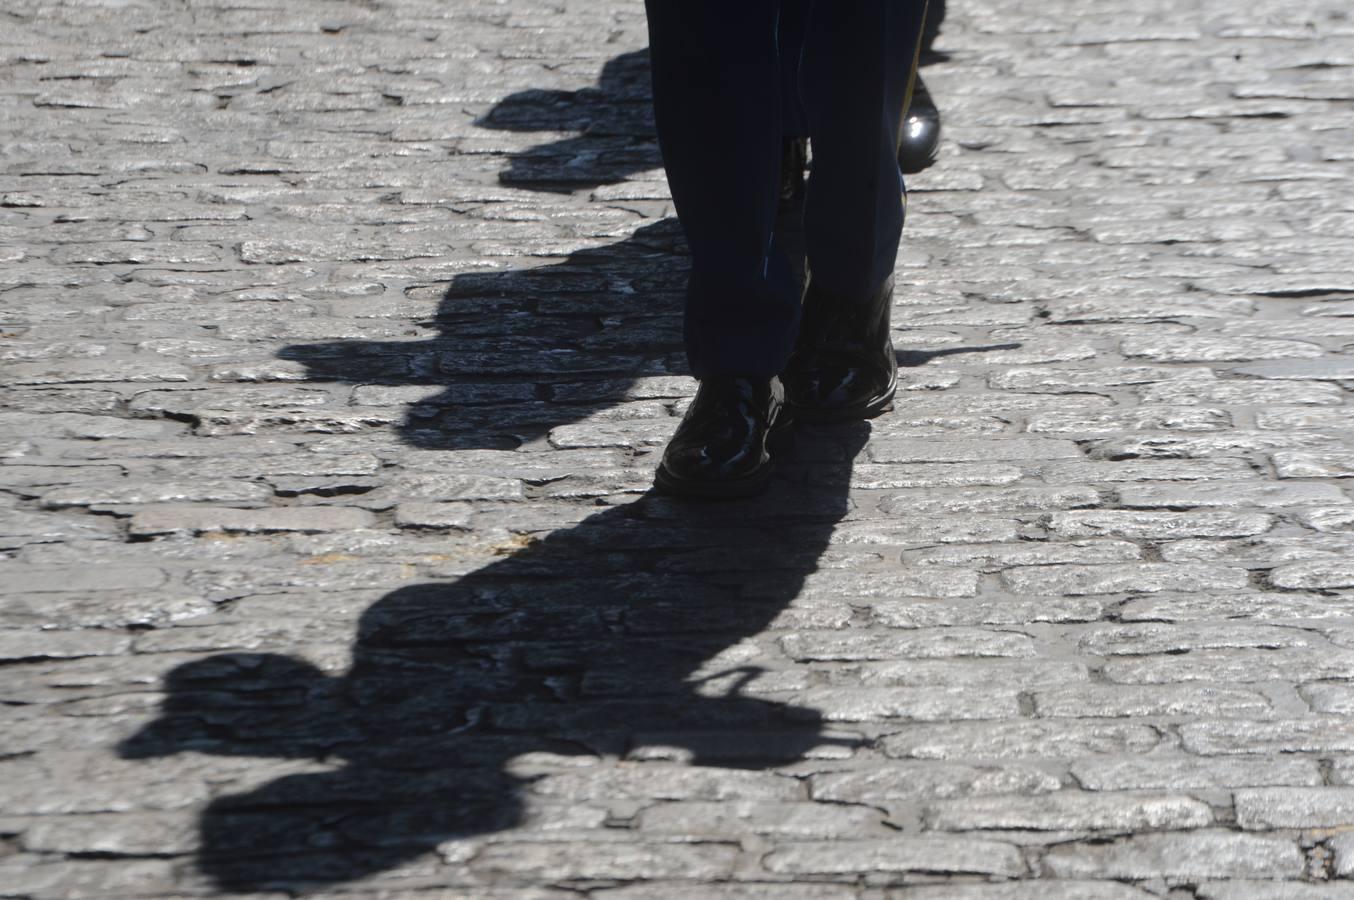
[120,474,864,766]
[476,48,660,190]
[114,449,873,890]
[276,218,689,452]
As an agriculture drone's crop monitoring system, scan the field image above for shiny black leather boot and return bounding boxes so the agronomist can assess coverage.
[898,74,940,175]
[655,375,793,499]
[783,276,897,423]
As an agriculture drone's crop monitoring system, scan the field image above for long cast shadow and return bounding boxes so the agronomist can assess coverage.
[117,203,866,889]
[120,433,868,888]
[274,216,692,452]
[117,48,870,891]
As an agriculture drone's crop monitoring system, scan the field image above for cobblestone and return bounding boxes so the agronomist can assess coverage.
[127,505,376,536]
[1001,562,1249,595]
[886,886,1158,900]
[1049,509,1275,539]
[1104,649,1354,685]
[1041,831,1305,881]
[3,0,1354,894]
[1181,718,1354,755]
[1235,787,1354,830]
[882,721,1161,760]
[1198,884,1354,900]
[471,841,741,882]
[761,838,1026,877]
[1032,684,1273,718]
[1071,755,1322,791]
[926,791,1213,832]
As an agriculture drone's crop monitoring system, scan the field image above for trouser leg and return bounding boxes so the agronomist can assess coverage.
[644,0,799,379]
[779,0,809,138]
[800,0,927,303]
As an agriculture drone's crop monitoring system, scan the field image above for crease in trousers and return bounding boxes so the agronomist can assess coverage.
[645,0,929,378]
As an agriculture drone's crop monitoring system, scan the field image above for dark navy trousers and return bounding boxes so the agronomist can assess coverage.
[645,0,928,378]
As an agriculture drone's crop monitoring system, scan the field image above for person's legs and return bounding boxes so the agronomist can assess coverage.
[646,0,801,497]
[644,0,800,380]
[778,0,809,140]
[800,0,926,303]
[784,0,928,422]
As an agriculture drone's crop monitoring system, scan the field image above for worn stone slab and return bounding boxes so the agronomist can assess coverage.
[1233,358,1354,380]
[901,540,1140,569]
[1105,650,1354,685]
[1117,482,1348,509]
[531,767,801,802]
[782,629,1036,662]
[1086,431,1342,460]
[635,801,882,838]
[1002,563,1248,596]
[1119,591,1354,623]
[810,763,1061,804]
[1027,406,1231,433]
[1079,623,1313,655]
[0,411,185,439]
[870,595,1107,628]
[926,792,1212,832]
[0,565,166,594]
[1197,884,1354,900]
[879,485,1100,516]
[471,841,740,881]
[1273,450,1354,479]
[883,721,1161,761]
[1234,788,1354,830]
[1160,533,1354,565]
[1049,509,1274,539]
[1039,458,1255,483]
[1257,407,1354,431]
[598,887,856,900]
[1072,756,1321,792]
[796,686,1021,722]
[1180,718,1354,755]
[1122,335,1323,362]
[762,837,1026,877]
[1034,684,1272,718]
[990,366,1213,391]
[0,629,133,661]
[1140,379,1344,407]
[886,885,1158,900]
[866,438,1083,464]
[1271,560,1354,589]
[40,479,273,509]
[18,811,199,856]
[128,505,375,535]
[1042,832,1304,880]
[1300,507,1354,533]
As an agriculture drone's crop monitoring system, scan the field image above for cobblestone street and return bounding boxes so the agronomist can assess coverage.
[5,0,1354,896]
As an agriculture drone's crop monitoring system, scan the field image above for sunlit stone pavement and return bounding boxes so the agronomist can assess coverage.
[3,0,1354,896]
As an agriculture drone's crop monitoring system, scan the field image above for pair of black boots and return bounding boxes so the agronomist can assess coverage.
[654,274,897,499]
[654,37,943,499]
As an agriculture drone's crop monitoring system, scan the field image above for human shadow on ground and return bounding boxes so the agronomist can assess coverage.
[276,216,693,452]
[120,430,870,889]
[482,48,660,190]
[119,43,996,893]
[119,44,863,887]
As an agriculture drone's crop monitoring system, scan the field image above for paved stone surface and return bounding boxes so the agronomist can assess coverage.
[2,0,1354,896]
